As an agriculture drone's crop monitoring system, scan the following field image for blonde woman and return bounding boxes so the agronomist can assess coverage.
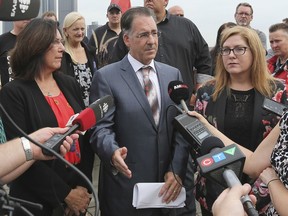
[194,26,288,215]
[61,12,97,107]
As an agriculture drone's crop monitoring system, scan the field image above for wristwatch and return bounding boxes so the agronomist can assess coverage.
[21,137,33,161]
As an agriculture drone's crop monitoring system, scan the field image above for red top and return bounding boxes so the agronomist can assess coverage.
[45,92,81,164]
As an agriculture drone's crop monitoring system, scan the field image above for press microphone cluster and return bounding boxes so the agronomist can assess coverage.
[42,95,114,156]
[197,136,259,216]
[0,0,40,21]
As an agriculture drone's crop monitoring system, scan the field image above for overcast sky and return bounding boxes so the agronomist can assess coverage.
[78,0,288,47]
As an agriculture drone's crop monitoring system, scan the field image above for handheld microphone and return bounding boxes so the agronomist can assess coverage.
[0,0,40,21]
[168,80,189,113]
[168,80,212,149]
[42,95,114,156]
[197,136,259,216]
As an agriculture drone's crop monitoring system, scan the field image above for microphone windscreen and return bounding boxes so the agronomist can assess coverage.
[73,108,96,131]
[168,80,189,104]
[0,0,40,21]
[200,136,225,155]
[72,95,114,131]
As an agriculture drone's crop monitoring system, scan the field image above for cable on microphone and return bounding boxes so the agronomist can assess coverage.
[168,80,213,149]
[0,102,103,216]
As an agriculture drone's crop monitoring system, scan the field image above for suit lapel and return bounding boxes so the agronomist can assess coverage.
[155,63,169,127]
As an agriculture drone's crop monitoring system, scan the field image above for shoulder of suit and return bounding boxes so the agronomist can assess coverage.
[155,61,178,70]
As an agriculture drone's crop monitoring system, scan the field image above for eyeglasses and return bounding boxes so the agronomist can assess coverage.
[236,12,252,17]
[135,31,161,40]
[220,47,249,56]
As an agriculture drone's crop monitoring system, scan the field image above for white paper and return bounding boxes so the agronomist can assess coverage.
[132,182,186,209]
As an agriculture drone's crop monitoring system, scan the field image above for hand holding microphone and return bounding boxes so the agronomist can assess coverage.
[42,95,114,156]
[197,136,259,216]
[212,183,257,216]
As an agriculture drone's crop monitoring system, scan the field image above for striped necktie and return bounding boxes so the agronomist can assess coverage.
[141,66,159,125]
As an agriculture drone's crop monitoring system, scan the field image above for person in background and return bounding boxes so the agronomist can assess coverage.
[41,10,59,26]
[191,109,288,216]
[0,127,76,185]
[0,18,93,216]
[61,12,97,108]
[209,22,237,75]
[0,19,30,86]
[194,26,287,216]
[168,5,184,17]
[88,3,122,68]
[234,2,267,51]
[267,23,288,85]
[266,19,288,59]
[89,7,190,216]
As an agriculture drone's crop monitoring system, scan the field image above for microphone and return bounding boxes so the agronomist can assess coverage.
[197,136,259,216]
[168,80,212,149]
[168,80,189,113]
[42,95,114,156]
[0,0,40,21]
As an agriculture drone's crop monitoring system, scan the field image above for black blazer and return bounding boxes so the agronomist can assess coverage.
[0,72,94,216]
[60,41,97,77]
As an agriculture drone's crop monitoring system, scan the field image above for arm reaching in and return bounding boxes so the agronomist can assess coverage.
[189,111,278,178]
[212,183,256,216]
[0,127,78,184]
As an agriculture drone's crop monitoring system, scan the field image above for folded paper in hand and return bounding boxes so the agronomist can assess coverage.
[132,182,186,209]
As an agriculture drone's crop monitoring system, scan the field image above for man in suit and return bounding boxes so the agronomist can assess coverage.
[89,7,190,216]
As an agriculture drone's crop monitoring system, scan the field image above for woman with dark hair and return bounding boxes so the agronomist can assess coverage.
[210,22,237,75]
[0,18,93,216]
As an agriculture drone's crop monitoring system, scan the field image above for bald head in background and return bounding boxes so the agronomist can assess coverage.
[168,5,184,17]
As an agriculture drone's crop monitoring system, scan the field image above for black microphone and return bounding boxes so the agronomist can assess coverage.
[168,80,212,148]
[197,136,258,216]
[42,95,114,156]
[0,0,40,21]
[168,80,189,113]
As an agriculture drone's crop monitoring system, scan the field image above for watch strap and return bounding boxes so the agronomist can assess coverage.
[21,137,33,161]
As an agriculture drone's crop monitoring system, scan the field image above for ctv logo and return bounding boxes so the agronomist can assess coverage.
[200,147,236,167]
